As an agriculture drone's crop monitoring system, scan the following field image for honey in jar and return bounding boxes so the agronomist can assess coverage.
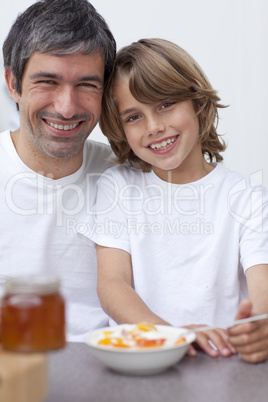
[1,275,66,352]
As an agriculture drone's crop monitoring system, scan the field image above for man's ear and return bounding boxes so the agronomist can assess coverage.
[5,67,20,104]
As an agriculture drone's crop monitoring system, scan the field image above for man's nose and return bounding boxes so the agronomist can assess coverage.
[54,87,78,119]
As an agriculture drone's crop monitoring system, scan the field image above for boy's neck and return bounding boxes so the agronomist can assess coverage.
[153,160,215,184]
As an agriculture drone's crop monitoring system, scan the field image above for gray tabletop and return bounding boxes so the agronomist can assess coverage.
[44,342,268,402]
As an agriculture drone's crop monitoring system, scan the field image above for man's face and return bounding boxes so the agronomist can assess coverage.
[11,52,105,161]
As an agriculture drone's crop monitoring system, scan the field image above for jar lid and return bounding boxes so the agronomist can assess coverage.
[4,275,60,295]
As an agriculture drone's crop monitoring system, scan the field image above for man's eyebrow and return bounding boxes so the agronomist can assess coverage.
[29,72,103,84]
[80,75,104,84]
[30,72,60,80]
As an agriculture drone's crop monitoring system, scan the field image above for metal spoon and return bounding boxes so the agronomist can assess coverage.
[190,313,268,333]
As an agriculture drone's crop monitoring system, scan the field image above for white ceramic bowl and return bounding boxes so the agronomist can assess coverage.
[85,324,196,376]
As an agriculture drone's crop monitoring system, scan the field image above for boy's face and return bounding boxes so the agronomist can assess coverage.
[6,52,104,163]
[114,76,206,183]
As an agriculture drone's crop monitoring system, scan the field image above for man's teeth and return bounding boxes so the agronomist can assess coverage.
[47,121,79,130]
[150,137,176,150]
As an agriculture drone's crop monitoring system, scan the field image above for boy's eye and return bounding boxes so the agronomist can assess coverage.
[126,114,141,123]
[161,102,175,109]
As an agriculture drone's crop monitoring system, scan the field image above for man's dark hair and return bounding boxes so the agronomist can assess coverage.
[3,0,116,94]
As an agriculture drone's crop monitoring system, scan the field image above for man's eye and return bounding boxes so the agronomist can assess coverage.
[36,80,56,85]
[79,82,99,89]
[80,83,94,87]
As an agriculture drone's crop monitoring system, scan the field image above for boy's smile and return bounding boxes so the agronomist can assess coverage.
[115,76,213,183]
[148,135,178,152]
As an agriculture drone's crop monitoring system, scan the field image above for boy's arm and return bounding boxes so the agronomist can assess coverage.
[228,264,268,363]
[96,245,236,358]
[96,245,169,325]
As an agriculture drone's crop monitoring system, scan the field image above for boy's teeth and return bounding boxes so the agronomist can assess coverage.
[150,137,175,150]
[47,121,79,130]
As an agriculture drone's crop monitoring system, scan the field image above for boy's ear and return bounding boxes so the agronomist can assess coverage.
[5,67,20,104]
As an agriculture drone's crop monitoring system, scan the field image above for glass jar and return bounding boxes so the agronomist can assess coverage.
[1,275,66,352]
[0,275,7,341]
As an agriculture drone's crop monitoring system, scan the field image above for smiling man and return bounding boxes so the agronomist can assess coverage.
[6,52,105,177]
[0,0,116,340]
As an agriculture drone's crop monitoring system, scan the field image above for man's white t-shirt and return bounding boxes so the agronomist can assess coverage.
[86,163,268,327]
[0,130,114,341]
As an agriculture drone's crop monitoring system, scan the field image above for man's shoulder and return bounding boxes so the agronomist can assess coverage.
[83,139,115,173]
[84,138,112,155]
[0,130,11,143]
[0,130,12,155]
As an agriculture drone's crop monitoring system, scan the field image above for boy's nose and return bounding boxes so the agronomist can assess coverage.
[146,116,165,135]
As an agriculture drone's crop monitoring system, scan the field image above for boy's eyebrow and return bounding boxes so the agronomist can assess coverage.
[29,72,103,84]
[119,108,137,117]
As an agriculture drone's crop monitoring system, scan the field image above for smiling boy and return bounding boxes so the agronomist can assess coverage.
[83,39,268,363]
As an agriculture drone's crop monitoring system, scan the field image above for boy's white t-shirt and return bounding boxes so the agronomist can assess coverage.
[0,130,114,341]
[86,163,268,327]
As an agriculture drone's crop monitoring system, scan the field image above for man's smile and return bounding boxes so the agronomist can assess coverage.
[46,121,80,131]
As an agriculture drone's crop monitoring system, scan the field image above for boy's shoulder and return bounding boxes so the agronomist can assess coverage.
[101,163,145,181]
[218,163,267,191]
[215,164,268,210]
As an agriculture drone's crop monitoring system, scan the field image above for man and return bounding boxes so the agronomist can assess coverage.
[1,0,116,340]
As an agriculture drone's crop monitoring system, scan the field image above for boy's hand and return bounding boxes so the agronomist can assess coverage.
[183,324,237,358]
[228,299,268,363]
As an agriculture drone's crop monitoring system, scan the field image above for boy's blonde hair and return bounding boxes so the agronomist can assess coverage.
[100,38,226,172]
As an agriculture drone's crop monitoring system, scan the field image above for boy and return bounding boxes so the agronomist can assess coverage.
[82,39,268,361]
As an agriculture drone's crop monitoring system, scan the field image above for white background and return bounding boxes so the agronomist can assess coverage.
[0,0,267,187]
